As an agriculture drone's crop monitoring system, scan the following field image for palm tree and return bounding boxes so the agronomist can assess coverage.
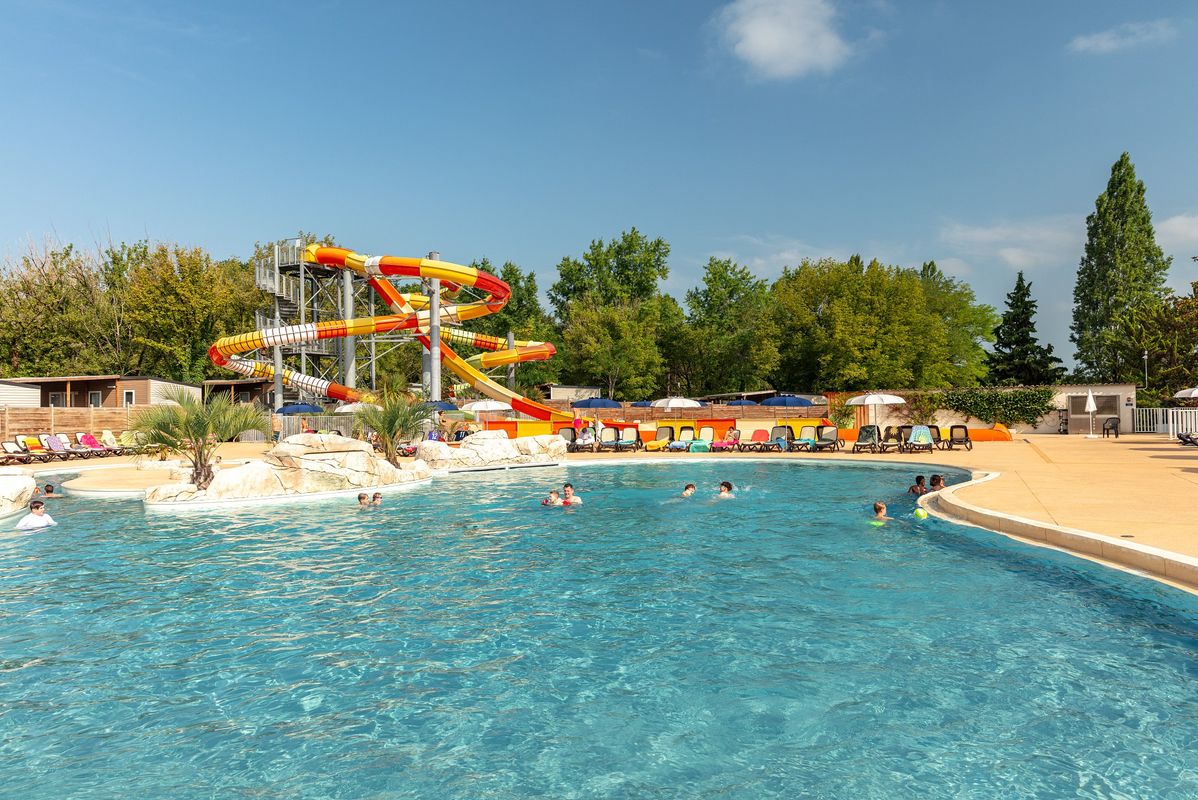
[354,391,433,466]
[132,388,270,489]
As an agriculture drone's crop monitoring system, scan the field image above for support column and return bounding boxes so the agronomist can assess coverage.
[507,331,516,390]
[272,295,284,409]
[428,251,442,402]
[342,269,356,389]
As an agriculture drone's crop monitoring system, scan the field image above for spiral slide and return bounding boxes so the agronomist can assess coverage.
[209,245,573,423]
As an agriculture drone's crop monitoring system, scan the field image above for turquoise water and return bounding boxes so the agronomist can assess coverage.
[2,461,1198,798]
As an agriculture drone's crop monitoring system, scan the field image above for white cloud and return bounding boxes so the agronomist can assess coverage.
[936,256,972,277]
[718,233,844,274]
[1067,19,1177,55]
[1156,213,1198,259]
[939,216,1082,270]
[715,0,851,80]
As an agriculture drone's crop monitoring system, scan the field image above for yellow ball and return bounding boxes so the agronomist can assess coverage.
[913,508,929,521]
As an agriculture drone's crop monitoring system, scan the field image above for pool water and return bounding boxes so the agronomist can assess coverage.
[2,461,1197,798]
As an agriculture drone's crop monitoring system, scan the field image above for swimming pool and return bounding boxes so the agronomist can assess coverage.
[3,460,1197,798]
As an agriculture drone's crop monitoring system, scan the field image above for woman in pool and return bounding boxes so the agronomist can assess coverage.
[717,481,734,499]
[929,474,946,492]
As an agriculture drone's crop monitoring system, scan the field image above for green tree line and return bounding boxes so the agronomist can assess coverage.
[3,152,1192,401]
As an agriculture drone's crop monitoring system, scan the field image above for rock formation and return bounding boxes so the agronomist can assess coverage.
[145,433,430,505]
[0,467,37,519]
[416,429,567,471]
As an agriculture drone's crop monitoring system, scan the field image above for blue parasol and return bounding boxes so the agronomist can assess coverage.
[571,397,621,409]
[761,395,813,407]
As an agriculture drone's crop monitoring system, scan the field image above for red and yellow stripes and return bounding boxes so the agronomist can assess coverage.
[209,246,572,422]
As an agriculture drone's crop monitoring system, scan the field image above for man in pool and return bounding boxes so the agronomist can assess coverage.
[16,500,57,531]
[929,474,946,492]
[38,484,60,498]
[717,481,734,498]
[681,483,696,498]
[562,483,582,505]
[873,501,891,520]
[358,493,370,507]
[908,475,927,496]
[543,489,563,506]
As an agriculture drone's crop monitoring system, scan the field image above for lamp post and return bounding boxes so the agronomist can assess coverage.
[1142,350,1148,389]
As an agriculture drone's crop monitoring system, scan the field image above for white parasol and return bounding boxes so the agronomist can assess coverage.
[1084,389,1098,439]
[650,397,702,409]
[845,393,906,427]
[334,402,382,414]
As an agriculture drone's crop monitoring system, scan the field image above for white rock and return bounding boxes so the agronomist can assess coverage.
[281,433,372,454]
[144,483,201,504]
[205,460,285,500]
[0,473,37,518]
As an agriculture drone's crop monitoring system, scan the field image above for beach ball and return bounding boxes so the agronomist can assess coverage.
[913,508,929,521]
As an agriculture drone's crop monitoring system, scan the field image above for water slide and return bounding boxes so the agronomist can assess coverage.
[209,245,573,423]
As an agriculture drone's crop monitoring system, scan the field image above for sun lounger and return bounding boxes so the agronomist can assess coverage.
[895,425,914,452]
[644,426,674,452]
[790,425,818,452]
[739,429,771,452]
[100,429,129,455]
[668,426,696,452]
[689,426,715,453]
[16,436,56,462]
[948,425,972,451]
[42,433,90,459]
[77,432,117,456]
[906,425,934,453]
[1179,432,1197,446]
[761,425,791,453]
[1,442,36,464]
[929,426,946,450]
[813,425,840,452]
[878,426,903,453]
[711,429,741,452]
[597,426,622,452]
[617,427,642,451]
[851,425,881,453]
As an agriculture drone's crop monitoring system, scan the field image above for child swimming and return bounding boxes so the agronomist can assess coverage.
[681,483,696,498]
[542,489,564,506]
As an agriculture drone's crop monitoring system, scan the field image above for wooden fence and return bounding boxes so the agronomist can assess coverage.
[1,407,141,440]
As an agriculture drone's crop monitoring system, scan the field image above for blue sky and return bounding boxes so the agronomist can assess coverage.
[2,0,1196,361]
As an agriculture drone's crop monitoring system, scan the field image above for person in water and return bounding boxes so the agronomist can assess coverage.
[717,481,734,498]
[562,483,583,505]
[16,500,57,531]
[908,475,927,496]
[371,493,383,506]
[358,493,370,507]
[681,483,696,498]
[37,484,60,498]
[543,489,563,506]
[929,474,946,492]
[873,501,891,520]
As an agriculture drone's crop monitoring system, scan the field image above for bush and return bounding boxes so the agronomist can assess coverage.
[941,387,1057,427]
[895,391,943,425]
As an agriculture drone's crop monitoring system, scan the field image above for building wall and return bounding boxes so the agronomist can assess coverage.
[149,380,201,404]
[546,385,601,402]
[0,383,41,407]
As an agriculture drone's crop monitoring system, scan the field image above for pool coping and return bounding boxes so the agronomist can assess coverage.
[562,453,1198,596]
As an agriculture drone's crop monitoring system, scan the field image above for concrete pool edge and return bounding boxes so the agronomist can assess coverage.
[562,453,1198,596]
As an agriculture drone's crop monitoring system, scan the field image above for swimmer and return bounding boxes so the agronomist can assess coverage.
[40,484,60,498]
[717,481,734,498]
[873,501,891,521]
[358,493,370,507]
[542,489,564,506]
[929,474,946,492]
[371,493,382,506]
[681,483,696,498]
[907,475,927,496]
[562,483,582,506]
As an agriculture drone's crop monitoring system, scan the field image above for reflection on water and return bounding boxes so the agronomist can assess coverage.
[1,461,1196,798]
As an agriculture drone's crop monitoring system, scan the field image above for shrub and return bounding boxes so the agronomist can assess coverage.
[941,387,1057,427]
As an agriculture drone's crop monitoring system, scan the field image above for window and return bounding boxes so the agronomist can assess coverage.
[88,390,103,408]
[48,392,66,407]
[123,389,135,407]
[236,391,251,404]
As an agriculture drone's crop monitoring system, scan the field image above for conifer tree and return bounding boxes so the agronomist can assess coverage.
[986,271,1065,385]
[1070,152,1172,381]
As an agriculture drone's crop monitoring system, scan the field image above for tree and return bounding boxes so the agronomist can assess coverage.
[769,257,955,391]
[917,261,997,387]
[1071,152,1172,381]
[132,388,270,489]
[684,258,779,394]
[1120,282,1198,403]
[547,228,670,321]
[354,391,433,466]
[561,300,662,399]
[985,271,1065,385]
